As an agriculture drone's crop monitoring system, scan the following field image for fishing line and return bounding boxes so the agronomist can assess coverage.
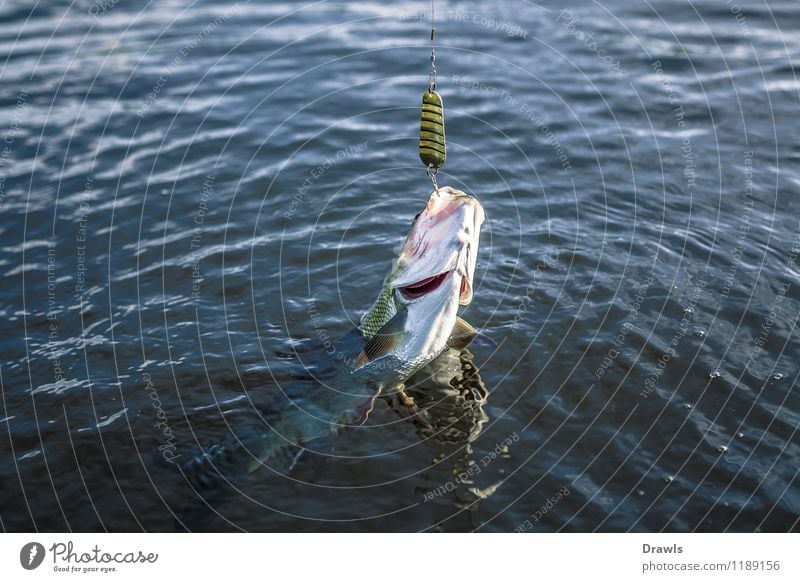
[428,0,437,92]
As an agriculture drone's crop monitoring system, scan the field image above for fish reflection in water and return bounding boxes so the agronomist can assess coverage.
[176,344,493,531]
[399,348,512,519]
[396,347,489,446]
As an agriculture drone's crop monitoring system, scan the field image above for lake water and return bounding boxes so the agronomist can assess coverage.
[1,0,798,532]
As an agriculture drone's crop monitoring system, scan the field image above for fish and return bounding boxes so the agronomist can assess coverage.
[353,185,486,384]
[180,186,486,491]
[249,186,485,470]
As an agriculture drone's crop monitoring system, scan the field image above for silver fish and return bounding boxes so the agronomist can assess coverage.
[354,185,485,384]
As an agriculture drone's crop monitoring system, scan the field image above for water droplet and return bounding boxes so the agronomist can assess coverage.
[718,445,729,453]
[709,370,721,379]
[772,373,784,381]
[664,475,674,483]
[684,306,694,314]
[694,329,706,338]
[684,403,693,409]
[736,432,744,438]
[637,489,645,496]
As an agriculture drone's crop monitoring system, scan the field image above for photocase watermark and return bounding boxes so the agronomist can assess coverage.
[651,60,696,194]
[47,541,157,574]
[75,177,93,297]
[20,542,46,570]
[0,90,28,210]
[399,9,528,39]
[284,141,368,220]
[190,174,215,302]
[723,0,751,37]
[635,57,701,398]
[721,150,754,298]
[749,226,799,368]
[515,486,571,531]
[595,273,654,379]
[510,248,559,330]
[307,297,397,372]
[452,76,572,172]
[45,240,66,385]
[87,0,120,19]
[22,540,158,573]
[717,149,793,378]
[556,10,629,78]
[142,373,180,464]
[640,279,707,398]
[137,3,246,118]
[423,432,519,501]
[308,299,340,358]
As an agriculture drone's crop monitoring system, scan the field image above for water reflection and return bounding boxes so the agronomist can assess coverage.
[399,348,489,446]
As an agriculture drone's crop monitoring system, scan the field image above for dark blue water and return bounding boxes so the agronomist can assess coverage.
[1,0,799,532]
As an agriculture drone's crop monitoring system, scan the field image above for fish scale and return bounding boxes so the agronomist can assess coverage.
[359,285,398,339]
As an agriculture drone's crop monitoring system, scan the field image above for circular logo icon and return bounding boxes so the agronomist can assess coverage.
[20,542,46,570]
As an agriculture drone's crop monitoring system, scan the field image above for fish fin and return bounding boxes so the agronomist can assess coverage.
[449,317,497,351]
[447,317,479,351]
[355,308,408,369]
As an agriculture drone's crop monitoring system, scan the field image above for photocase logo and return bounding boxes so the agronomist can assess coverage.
[20,542,46,570]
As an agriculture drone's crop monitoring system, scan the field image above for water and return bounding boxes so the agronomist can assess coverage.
[1,0,798,532]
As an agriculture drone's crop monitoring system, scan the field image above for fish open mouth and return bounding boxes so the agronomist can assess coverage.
[398,271,450,300]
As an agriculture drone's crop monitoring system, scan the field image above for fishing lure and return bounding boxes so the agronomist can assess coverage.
[419,89,446,170]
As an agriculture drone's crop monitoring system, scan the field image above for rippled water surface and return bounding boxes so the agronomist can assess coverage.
[1,0,799,532]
